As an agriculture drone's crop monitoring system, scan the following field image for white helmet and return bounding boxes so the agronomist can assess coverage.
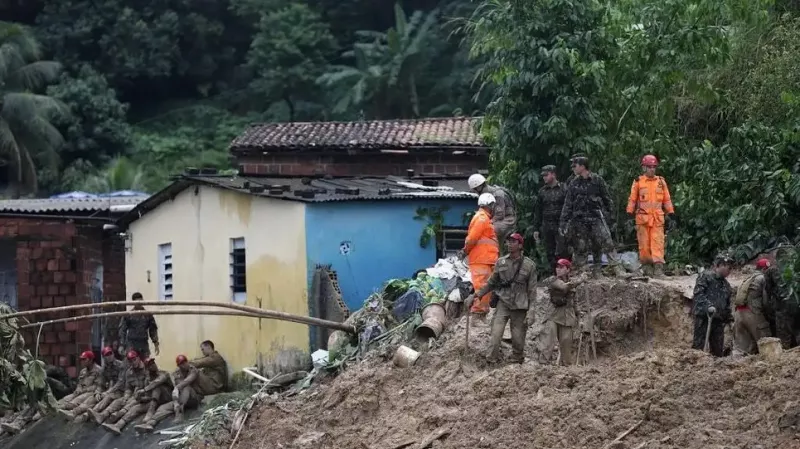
[468,173,486,190]
[478,192,496,206]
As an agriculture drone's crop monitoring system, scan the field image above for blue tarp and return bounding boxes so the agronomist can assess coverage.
[49,190,148,199]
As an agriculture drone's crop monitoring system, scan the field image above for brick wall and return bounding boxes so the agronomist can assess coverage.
[0,217,125,378]
[102,235,126,344]
[237,152,488,177]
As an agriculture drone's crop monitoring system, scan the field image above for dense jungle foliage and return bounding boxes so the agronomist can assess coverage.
[0,0,797,270]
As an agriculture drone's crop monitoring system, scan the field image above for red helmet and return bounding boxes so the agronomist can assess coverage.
[641,155,658,167]
[556,259,572,269]
[79,350,94,361]
[176,354,188,366]
[126,350,139,361]
[756,258,770,269]
[101,346,114,357]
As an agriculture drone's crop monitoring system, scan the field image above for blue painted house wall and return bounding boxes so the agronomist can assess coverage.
[305,199,474,311]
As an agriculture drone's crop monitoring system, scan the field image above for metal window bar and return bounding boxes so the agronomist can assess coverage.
[438,228,467,259]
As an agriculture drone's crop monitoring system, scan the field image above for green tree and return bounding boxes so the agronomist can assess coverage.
[243,1,338,121]
[318,3,438,118]
[78,156,145,193]
[0,22,68,197]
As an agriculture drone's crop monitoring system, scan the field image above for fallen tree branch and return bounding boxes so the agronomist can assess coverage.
[8,300,355,333]
[602,416,647,449]
[413,426,450,449]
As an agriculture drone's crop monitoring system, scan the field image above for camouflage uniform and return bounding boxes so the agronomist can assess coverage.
[1,365,71,434]
[119,314,159,359]
[533,181,567,271]
[485,185,517,246]
[72,358,126,418]
[138,365,204,429]
[692,270,733,357]
[764,265,795,348]
[103,367,173,435]
[559,173,624,273]
[475,255,537,363]
[132,369,175,433]
[538,274,587,365]
[58,363,102,412]
[90,365,148,424]
[192,351,228,395]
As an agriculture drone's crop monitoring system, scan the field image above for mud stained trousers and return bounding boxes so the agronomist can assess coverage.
[469,264,495,314]
[541,222,565,272]
[92,392,122,413]
[488,302,527,362]
[539,321,574,365]
[692,315,725,357]
[635,224,665,264]
[733,308,771,355]
[59,391,92,409]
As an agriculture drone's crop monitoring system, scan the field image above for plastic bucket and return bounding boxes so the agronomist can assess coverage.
[421,302,446,322]
[393,345,420,368]
[415,318,445,340]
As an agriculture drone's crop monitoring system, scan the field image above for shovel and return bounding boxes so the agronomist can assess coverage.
[703,312,713,353]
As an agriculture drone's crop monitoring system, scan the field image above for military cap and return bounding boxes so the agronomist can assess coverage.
[541,165,556,173]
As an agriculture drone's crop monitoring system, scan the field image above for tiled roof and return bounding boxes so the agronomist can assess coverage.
[0,196,148,214]
[229,117,486,154]
[187,175,477,203]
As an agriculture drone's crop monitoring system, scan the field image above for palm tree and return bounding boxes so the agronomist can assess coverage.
[0,22,68,197]
[80,156,146,193]
[317,3,438,118]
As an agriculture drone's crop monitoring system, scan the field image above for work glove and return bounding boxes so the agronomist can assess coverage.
[172,388,180,401]
[707,306,717,316]
[666,215,677,232]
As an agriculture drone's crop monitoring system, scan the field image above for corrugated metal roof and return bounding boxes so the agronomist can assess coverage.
[0,196,149,213]
[186,175,478,203]
[230,117,486,154]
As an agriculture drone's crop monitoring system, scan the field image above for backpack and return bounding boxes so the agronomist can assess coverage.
[733,273,758,307]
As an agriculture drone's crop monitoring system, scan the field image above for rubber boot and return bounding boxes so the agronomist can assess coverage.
[89,409,109,425]
[653,263,666,279]
[57,409,73,420]
[0,422,21,434]
[102,419,126,436]
[134,421,155,433]
[106,411,122,425]
[74,414,88,424]
[642,263,653,277]
[142,402,157,423]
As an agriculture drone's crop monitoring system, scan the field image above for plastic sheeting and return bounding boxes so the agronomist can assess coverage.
[425,257,471,282]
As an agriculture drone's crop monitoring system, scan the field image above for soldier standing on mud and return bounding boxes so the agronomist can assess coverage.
[532,165,567,273]
[732,258,772,356]
[467,233,537,364]
[692,254,734,357]
[539,259,588,366]
[119,292,160,359]
[559,156,627,277]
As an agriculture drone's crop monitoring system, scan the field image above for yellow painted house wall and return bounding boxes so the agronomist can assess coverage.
[125,185,309,374]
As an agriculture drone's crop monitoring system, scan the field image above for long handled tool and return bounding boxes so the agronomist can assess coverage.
[464,311,471,351]
[703,312,713,353]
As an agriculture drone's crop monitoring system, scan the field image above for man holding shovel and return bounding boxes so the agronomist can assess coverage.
[692,254,734,357]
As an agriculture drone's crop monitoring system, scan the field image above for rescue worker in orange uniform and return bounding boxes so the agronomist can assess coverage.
[457,192,500,317]
[626,155,675,278]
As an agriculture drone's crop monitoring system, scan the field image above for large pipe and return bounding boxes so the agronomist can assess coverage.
[20,310,262,329]
[4,300,355,334]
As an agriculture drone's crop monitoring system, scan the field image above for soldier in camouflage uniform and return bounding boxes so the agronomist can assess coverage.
[89,350,149,425]
[65,346,125,422]
[57,351,102,415]
[119,292,160,359]
[533,165,567,273]
[559,156,626,276]
[133,359,176,433]
[692,254,734,357]
[192,340,228,394]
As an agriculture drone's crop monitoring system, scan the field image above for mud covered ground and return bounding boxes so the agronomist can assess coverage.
[206,275,800,449]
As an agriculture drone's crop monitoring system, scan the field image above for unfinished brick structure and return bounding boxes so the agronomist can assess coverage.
[0,195,145,377]
[229,117,489,177]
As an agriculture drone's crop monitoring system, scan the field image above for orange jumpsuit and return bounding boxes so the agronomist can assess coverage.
[464,209,499,314]
[626,175,674,264]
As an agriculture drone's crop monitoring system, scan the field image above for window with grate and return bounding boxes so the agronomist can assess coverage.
[437,227,468,259]
[158,243,173,300]
[230,238,246,303]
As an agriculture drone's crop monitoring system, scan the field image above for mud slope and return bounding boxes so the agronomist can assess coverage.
[213,275,800,449]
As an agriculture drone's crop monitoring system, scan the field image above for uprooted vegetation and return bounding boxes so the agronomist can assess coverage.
[183,274,800,449]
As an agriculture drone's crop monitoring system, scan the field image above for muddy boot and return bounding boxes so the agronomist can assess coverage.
[102,421,123,436]
[134,422,155,433]
[89,409,108,425]
[653,263,666,279]
[174,409,185,423]
[57,409,73,420]
[142,402,156,423]
[642,263,653,277]
[74,414,88,424]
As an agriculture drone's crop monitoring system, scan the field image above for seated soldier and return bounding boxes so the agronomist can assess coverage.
[132,358,175,433]
[89,350,148,425]
[58,351,102,415]
[65,346,124,422]
[192,340,228,395]
[102,358,171,435]
[134,354,203,430]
